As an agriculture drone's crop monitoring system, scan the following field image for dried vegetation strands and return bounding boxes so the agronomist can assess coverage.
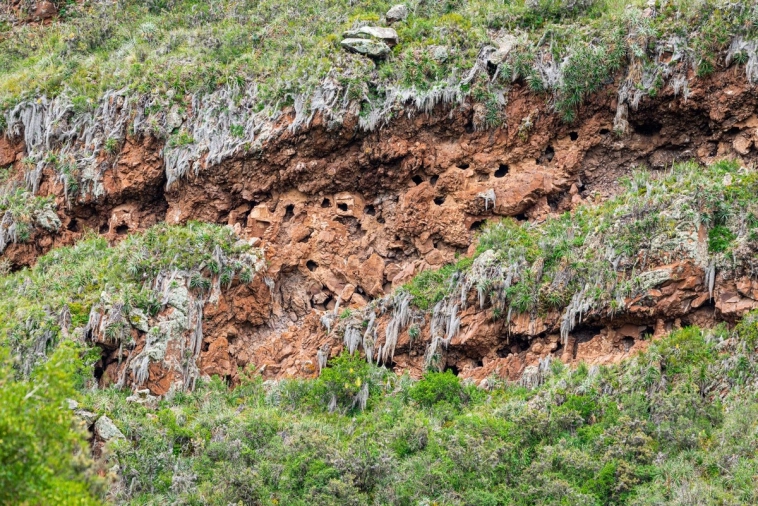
[385,160,758,369]
[2,1,756,196]
[0,222,264,385]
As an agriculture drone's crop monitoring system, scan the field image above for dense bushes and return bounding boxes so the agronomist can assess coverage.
[59,318,758,504]
[0,344,101,505]
[408,369,466,408]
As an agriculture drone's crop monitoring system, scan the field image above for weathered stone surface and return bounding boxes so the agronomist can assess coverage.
[6,66,758,389]
[94,415,125,441]
[75,410,99,427]
[343,26,399,46]
[341,38,391,58]
[487,35,518,65]
[386,4,408,23]
[733,134,753,155]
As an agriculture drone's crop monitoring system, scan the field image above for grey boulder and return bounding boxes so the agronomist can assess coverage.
[94,415,125,441]
[342,26,398,47]
[386,4,409,23]
[341,38,391,58]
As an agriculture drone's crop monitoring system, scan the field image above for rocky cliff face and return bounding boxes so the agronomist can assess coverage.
[3,68,758,394]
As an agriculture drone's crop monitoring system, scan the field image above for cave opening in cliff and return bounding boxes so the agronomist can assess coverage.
[284,204,295,221]
[434,196,446,205]
[321,198,331,208]
[495,164,509,178]
[116,225,129,235]
[444,364,460,376]
[337,202,348,212]
[457,162,470,170]
[430,175,439,186]
[306,260,318,271]
[364,204,376,215]
[634,121,662,136]
[621,337,635,351]
[569,131,578,141]
[470,220,484,231]
[411,175,424,185]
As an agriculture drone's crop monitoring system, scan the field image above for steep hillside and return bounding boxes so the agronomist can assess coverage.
[2,1,758,504]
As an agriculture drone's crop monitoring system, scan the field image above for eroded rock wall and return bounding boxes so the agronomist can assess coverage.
[3,69,758,392]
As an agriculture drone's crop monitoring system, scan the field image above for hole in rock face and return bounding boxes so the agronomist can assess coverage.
[377,216,385,224]
[99,223,109,234]
[569,131,579,141]
[514,214,528,222]
[457,162,470,170]
[306,260,318,272]
[283,204,295,221]
[475,359,484,368]
[364,204,376,216]
[430,175,439,186]
[470,220,484,231]
[411,175,424,185]
[321,198,331,208]
[337,203,348,212]
[634,121,662,136]
[116,224,129,235]
[599,128,611,135]
[544,145,555,161]
[497,347,511,358]
[94,360,104,382]
[494,164,509,178]
[67,219,80,232]
[621,337,635,351]
[434,196,446,206]
[444,364,460,376]
[726,126,741,135]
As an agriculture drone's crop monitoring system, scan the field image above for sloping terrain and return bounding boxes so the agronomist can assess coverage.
[2,1,758,504]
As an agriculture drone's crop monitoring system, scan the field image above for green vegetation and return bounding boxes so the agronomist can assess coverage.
[0,221,261,375]
[2,160,758,503]
[402,160,758,325]
[15,314,756,504]
[0,344,101,505]
[0,186,60,253]
[1,0,756,122]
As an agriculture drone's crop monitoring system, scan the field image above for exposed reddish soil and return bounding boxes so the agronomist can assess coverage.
[4,68,758,392]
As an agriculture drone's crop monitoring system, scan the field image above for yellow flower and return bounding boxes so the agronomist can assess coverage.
[355,378,361,387]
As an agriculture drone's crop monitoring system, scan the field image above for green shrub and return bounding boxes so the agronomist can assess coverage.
[408,370,464,408]
[0,344,101,504]
[708,225,736,253]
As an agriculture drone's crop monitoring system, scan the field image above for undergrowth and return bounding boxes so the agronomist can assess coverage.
[50,313,758,504]
[0,221,261,376]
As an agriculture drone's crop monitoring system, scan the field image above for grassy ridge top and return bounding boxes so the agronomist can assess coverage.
[1,0,756,123]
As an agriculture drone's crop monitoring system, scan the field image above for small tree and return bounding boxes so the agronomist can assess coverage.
[0,344,101,504]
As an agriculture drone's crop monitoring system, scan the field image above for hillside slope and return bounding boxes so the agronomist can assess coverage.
[2,1,758,504]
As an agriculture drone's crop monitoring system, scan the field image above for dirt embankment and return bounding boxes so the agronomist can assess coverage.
[3,68,758,392]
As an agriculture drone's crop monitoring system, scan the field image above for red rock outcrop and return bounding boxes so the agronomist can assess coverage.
[4,68,758,392]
